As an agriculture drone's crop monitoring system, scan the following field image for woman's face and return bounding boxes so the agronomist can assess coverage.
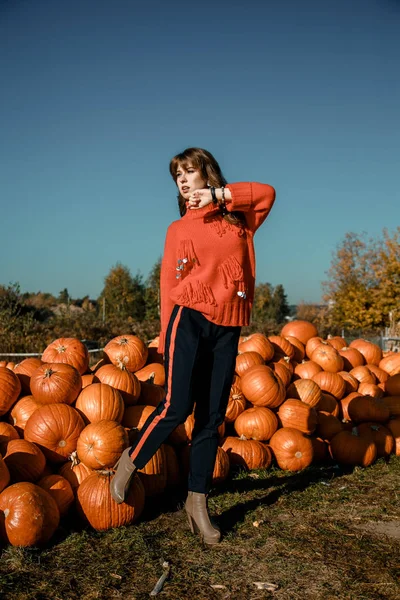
[175,162,208,198]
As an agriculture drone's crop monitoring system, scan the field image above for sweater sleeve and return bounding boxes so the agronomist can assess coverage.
[224,182,276,234]
[158,224,177,355]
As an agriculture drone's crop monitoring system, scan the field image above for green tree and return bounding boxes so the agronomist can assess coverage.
[144,258,161,321]
[251,282,273,324]
[58,288,70,304]
[267,284,290,323]
[99,263,146,321]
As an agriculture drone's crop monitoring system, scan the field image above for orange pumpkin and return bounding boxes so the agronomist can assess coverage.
[122,405,155,430]
[0,422,20,456]
[338,347,365,371]
[42,337,89,375]
[349,366,376,385]
[381,396,400,418]
[338,371,359,394]
[312,371,346,399]
[329,428,377,467]
[94,363,141,405]
[75,383,124,424]
[387,418,400,455]
[326,335,347,351]
[277,399,317,435]
[280,320,318,345]
[235,351,264,377]
[221,436,272,470]
[238,333,274,362]
[103,335,148,373]
[385,374,400,396]
[9,395,42,436]
[0,482,60,546]
[76,470,145,531]
[137,444,167,497]
[316,411,343,441]
[284,336,305,362]
[305,337,324,359]
[225,384,247,423]
[349,339,382,366]
[311,343,344,373]
[37,474,74,517]
[0,367,21,416]
[137,380,166,407]
[134,363,165,386]
[24,404,85,464]
[357,422,394,458]
[365,364,389,384]
[286,379,322,408]
[317,393,340,417]
[14,357,43,394]
[293,360,322,380]
[357,383,383,399]
[269,427,313,471]
[81,374,96,388]
[77,421,128,469]
[234,406,278,441]
[30,363,82,405]
[4,439,46,483]
[58,452,94,495]
[241,365,286,408]
[268,335,295,360]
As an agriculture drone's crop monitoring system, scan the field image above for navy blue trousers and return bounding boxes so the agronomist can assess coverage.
[129,304,241,494]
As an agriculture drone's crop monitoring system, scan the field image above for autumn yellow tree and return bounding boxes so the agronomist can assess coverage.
[323,228,400,329]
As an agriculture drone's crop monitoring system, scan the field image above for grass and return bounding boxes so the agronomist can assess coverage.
[0,456,399,600]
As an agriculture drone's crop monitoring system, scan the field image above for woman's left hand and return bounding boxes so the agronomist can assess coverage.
[187,188,213,209]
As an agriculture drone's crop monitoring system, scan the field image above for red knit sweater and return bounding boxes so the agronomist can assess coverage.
[158,182,276,354]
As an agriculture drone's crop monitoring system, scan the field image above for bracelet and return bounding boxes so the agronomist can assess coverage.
[217,188,228,215]
[221,186,225,202]
[210,186,218,205]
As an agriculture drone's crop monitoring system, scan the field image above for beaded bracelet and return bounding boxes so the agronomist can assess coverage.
[218,187,228,215]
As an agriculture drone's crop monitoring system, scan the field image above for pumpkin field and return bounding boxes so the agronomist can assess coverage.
[0,320,400,599]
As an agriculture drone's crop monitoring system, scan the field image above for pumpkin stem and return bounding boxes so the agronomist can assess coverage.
[56,345,67,353]
[115,357,127,371]
[239,434,248,440]
[146,373,156,385]
[44,368,55,378]
[118,338,129,346]
[69,451,81,467]
[351,427,359,436]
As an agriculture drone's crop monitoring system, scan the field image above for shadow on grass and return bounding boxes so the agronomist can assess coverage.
[213,462,351,534]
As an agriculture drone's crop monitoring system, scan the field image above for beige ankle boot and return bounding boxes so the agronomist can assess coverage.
[185,491,221,545]
[110,447,137,504]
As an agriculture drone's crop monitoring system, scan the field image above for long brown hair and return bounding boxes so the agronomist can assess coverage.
[169,147,245,227]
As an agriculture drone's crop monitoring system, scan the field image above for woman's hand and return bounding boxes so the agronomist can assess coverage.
[187,188,213,209]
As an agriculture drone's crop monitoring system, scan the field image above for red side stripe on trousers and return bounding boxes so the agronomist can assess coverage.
[129,306,183,463]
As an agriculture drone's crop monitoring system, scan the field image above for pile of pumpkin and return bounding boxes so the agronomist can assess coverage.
[0,320,400,547]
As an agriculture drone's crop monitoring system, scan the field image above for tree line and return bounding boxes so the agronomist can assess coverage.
[0,260,292,354]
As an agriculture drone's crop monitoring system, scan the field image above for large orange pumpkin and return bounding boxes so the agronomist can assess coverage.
[311,343,344,373]
[241,365,286,408]
[349,339,382,366]
[338,371,359,394]
[235,351,264,377]
[357,422,394,458]
[379,354,400,377]
[284,336,305,362]
[329,428,377,467]
[14,357,43,394]
[103,335,148,373]
[312,371,346,399]
[0,422,20,456]
[42,337,89,375]
[221,436,272,470]
[280,320,318,345]
[277,399,318,435]
[24,404,85,463]
[30,363,82,405]
[136,444,167,497]
[234,406,278,441]
[349,366,376,385]
[76,470,145,531]
[347,396,389,424]
[75,383,124,424]
[94,363,141,405]
[9,395,42,436]
[269,427,313,471]
[0,482,60,546]
[134,363,165,386]
[4,439,46,483]
[76,421,129,469]
[58,452,94,495]
[268,335,295,359]
[37,474,74,517]
[286,379,321,408]
[238,333,274,362]
[338,347,365,371]
[225,383,247,423]
[0,367,21,416]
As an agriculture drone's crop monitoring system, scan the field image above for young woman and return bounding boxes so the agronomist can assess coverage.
[111,147,276,545]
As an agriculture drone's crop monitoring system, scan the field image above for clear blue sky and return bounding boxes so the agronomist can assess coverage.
[1,0,399,304]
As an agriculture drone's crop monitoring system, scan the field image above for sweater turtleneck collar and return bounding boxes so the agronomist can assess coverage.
[182,200,221,220]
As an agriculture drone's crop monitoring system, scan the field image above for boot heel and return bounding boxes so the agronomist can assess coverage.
[186,512,197,534]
